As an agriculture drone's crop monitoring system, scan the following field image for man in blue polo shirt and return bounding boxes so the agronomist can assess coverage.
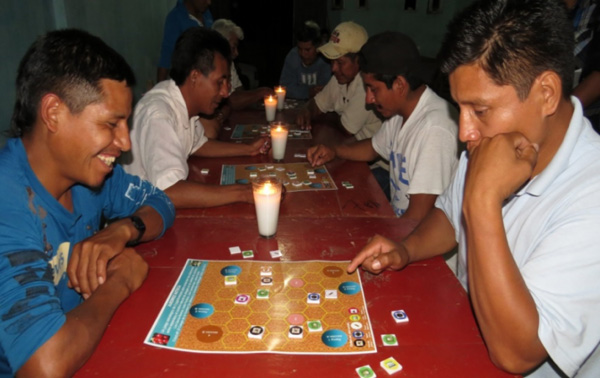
[0,29,175,376]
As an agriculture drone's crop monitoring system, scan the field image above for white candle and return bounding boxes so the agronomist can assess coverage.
[270,122,289,161]
[264,95,277,122]
[252,178,282,238]
[274,86,286,110]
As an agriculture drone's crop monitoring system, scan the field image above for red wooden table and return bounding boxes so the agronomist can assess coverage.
[75,217,516,378]
[178,107,395,219]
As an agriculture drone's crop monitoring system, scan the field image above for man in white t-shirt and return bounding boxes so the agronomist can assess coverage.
[308,32,458,224]
[348,1,600,376]
[124,27,269,209]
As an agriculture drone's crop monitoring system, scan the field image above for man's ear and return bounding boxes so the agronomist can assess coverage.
[392,75,407,94]
[39,93,64,133]
[536,70,562,117]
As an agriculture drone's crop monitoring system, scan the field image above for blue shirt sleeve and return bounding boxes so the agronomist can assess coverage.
[100,165,175,238]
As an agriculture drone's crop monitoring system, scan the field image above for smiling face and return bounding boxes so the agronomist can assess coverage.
[297,40,318,66]
[449,63,545,153]
[331,54,360,85]
[55,79,132,189]
[362,72,400,119]
[189,52,230,115]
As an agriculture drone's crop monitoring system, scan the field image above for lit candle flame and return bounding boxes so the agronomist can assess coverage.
[258,182,277,195]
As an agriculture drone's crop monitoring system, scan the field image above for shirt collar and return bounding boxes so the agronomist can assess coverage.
[517,97,584,197]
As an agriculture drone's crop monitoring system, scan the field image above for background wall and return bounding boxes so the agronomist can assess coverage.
[0,0,472,148]
[328,0,474,58]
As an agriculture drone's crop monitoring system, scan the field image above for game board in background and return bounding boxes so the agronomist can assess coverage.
[145,259,376,355]
[220,162,338,192]
[231,124,312,140]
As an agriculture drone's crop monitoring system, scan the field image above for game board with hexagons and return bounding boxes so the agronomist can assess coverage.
[220,163,338,192]
[145,259,377,354]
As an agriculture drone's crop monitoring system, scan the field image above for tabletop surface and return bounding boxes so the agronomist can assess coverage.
[76,217,515,378]
[75,105,516,377]
[179,106,396,219]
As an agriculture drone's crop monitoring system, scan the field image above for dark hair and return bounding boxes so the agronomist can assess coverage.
[170,27,232,86]
[439,0,574,100]
[296,22,321,46]
[370,73,423,91]
[10,28,135,137]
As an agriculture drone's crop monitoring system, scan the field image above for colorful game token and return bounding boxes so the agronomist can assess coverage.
[260,266,272,276]
[249,172,258,178]
[355,365,376,378]
[380,357,402,375]
[303,180,311,186]
[229,246,241,255]
[294,153,307,158]
[325,290,338,299]
[261,277,273,286]
[351,322,363,330]
[307,320,323,332]
[248,326,265,339]
[242,250,254,259]
[391,310,409,323]
[288,325,304,339]
[381,334,398,346]
[270,250,282,258]
[256,289,269,299]
[224,276,237,286]
[352,330,364,339]
[234,294,250,304]
[200,168,209,175]
[307,293,321,304]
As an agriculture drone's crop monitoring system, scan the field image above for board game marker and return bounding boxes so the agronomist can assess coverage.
[229,246,241,255]
[381,334,398,346]
[248,326,265,339]
[380,357,402,375]
[355,365,376,377]
[391,310,409,323]
[288,325,304,339]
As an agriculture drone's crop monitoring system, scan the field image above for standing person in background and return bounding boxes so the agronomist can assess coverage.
[279,21,332,100]
[157,0,213,82]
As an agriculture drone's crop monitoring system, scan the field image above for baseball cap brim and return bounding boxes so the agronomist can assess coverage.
[318,42,344,60]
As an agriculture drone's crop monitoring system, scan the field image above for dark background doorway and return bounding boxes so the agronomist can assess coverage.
[211,0,329,88]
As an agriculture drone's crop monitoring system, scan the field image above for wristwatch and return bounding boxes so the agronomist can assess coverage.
[126,215,146,247]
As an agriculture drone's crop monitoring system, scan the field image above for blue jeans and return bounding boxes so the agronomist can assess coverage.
[371,167,390,201]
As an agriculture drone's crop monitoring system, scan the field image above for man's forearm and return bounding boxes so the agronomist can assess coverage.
[164,180,250,208]
[17,275,132,377]
[335,139,379,162]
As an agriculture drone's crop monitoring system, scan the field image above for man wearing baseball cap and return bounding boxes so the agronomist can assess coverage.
[296,21,382,141]
[308,31,459,225]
